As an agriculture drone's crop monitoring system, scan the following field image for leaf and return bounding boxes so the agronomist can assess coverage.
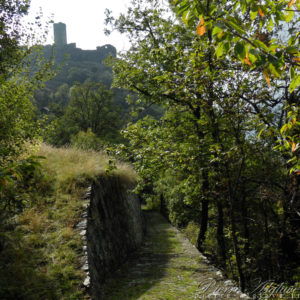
[235,42,246,59]
[286,46,298,54]
[293,57,300,63]
[258,7,265,17]
[269,63,280,77]
[196,17,206,36]
[215,43,224,58]
[285,10,294,22]
[1,178,6,187]
[289,74,300,93]
[280,123,289,134]
[248,51,257,63]
[250,4,258,20]
[289,66,295,80]
[226,20,246,35]
[287,156,296,164]
[288,0,295,8]
[267,17,274,32]
[264,68,271,87]
[212,25,223,36]
[291,142,296,152]
[258,128,264,139]
[182,9,191,25]
[250,10,258,20]
[244,52,251,65]
[268,44,279,52]
[253,40,269,52]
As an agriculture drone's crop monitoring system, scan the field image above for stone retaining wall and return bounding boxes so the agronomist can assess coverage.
[84,176,143,299]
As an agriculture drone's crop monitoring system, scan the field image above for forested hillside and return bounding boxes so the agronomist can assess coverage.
[31,42,130,146]
[32,40,163,147]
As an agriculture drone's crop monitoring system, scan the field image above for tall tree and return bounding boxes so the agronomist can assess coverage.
[50,82,122,145]
[107,0,299,292]
[0,0,53,199]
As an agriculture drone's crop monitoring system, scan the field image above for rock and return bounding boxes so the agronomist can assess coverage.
[224,280,234,286]
[77,219,87,230]
[215,270,223,277]
[83,276,90,287]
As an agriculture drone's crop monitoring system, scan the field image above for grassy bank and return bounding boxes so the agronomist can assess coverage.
[0,144,135,299]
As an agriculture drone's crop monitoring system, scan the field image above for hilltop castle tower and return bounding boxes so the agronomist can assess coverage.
[53,22,67,47]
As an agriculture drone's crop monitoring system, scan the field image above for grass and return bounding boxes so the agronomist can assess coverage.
[0,143,136,300]
[37,143,136,188]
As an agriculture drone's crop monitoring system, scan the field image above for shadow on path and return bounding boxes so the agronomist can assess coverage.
[100,211,174,299]
[100,211,249,300]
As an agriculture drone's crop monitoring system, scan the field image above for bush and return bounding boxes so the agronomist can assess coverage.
[70,128,101,150]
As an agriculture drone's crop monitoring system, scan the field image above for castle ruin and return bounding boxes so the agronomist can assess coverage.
[53,22,67,47]
[49,22,116,63]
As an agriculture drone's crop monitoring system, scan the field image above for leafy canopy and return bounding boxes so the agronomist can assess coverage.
[172,0,300,92]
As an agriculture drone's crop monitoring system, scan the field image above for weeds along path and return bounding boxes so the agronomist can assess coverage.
[101,211,249,300]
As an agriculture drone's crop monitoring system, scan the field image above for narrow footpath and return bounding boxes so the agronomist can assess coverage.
[101,211,250,300]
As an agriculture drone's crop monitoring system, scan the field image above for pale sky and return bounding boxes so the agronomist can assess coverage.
[27,0,131,51]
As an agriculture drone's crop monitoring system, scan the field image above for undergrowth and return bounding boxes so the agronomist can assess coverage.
[0,143,135,299]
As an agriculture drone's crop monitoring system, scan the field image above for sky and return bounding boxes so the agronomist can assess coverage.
[27,0,131,51]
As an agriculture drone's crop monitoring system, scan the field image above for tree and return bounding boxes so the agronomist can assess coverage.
[0,0,53,203]
[107,0,299,292]
[172,0,300,170]
[0,0,30,81]
[172,0,300,285]
[50,82,123,145]
[172,0,300,92]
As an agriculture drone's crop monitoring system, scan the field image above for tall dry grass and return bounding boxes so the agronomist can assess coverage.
[37,143,136,188]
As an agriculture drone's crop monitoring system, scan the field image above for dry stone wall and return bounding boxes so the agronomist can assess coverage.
[85,176,143,299]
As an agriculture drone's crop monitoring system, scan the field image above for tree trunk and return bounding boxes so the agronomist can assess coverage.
[230,196,246,292]
[241,191,250,256]
[160,194,169,221]
[261,199,272,279]
[196,170,209,252]
[217,201,226,265]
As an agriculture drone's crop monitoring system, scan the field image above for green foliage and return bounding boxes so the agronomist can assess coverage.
[0,0,54,209]
[172,0,300,92]
[107,0,300,293]
[0,0,30,81]
[48,81,124,146]
[0,155,45,212]
[70,128,102,150]
[34,47,124,114]
[183,221,199,246]
[67,82,116,135]
[0,81,37,164]
[171,0,300,175]
[274,104,300,174]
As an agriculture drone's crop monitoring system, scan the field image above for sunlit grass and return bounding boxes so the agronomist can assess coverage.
[37,143,136,188]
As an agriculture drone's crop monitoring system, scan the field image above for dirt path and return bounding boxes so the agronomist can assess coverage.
[101,211,250,300]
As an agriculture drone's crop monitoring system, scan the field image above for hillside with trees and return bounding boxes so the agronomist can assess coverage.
[32,41,132,146]
[32,38,163,147]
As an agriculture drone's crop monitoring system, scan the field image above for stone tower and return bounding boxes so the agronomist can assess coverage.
[53,22,67,47]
